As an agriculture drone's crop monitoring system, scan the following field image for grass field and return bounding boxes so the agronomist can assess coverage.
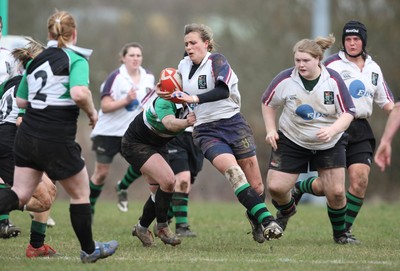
[1,200,400,271]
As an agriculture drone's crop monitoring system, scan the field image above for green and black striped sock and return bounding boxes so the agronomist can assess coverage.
[172,192,189,226]
[117,166,142,191]
[296,176,318,195]
[327,204,347,238]
[345,191,364,230]
[89,180,104,214]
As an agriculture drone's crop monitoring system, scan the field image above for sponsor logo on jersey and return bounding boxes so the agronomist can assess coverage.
[198,75,207,89]
[371,72,379,86]
[324,91,334,105]
[341,71,352,80]
[349,79,373,99]
[295,104,329,120]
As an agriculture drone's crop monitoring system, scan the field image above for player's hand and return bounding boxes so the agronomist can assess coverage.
[265,130,279,151]
[186,112,196,126]
[171,91,192,103]
[374,143,391,172]
[316,127,334,142]
[155,81,172,100]
[125,88,137,103]
[88,110,98,128]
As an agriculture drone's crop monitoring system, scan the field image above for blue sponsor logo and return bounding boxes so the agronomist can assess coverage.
[295,104,328,120]
[349,79,373,99]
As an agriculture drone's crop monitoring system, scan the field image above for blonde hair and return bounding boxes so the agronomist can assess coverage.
[11,37,45,68]
[293,34,335,61]
[47,10,76,48]
[184,23,215,52]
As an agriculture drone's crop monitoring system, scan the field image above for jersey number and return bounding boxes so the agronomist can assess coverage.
[33,70,47,102]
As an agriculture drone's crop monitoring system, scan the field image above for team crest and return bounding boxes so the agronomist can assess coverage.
[323,91,334,105]
[198,75,207,89]
[371,72,379,86]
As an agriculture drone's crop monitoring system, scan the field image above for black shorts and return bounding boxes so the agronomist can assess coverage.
[346,119,375,167]
[121,113,173,173]
[268,131,348,174]
[121,137,169,174]
[0,123,17,185]
[91,135,122,163]
[167,132,204,183]
[14,131,85,180]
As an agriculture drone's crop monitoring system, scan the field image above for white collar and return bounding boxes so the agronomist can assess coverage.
[47,40,93,60]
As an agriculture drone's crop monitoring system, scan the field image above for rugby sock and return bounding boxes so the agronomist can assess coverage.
[139,195,156,228]
[0,189,20,214]
[155,187,173,224]
[117,166,142,190]
[327,204,347,238]
[70,203,95,254]
[172,192,189,226]
[345,191,364,230]
[29,220,47,248]
[272,198,296,216]
[235,184,273,225]
[167,203,174,221]
[296,176,318,195]
[89,180,104,214]
[246,190,265,225]
[0,184,13,219]
[0,214,10,222]
[0,183,11,189]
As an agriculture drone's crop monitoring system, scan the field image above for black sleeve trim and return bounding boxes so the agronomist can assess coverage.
[197,81,229,104]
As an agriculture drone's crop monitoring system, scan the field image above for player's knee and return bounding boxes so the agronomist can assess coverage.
[224,165,248,191]
[47,182,57,202]
[26,198,51,212]
[179,181,189,191]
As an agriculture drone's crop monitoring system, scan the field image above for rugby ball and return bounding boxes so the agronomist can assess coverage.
[160,68,183,94]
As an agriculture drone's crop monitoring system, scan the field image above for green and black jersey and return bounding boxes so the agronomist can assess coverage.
[17,43,90,142]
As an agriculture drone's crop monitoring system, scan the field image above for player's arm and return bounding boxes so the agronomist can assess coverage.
[70,85,98,128]
[261,103,279,150]
[161,113,195,132]
[193,81,229,103]
[172,81,229,104]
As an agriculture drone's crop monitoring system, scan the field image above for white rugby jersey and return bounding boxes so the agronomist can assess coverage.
[324,51,393,119]
[91,65,155,137]
[0,75,22,125]
[262,65,356,150]
[178,52,240,126]
[0,47,17,84]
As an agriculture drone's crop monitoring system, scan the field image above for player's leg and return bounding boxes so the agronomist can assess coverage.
[238,155,267,243]
[0,180,21,238]
[115,165,142,212]
[140,154,181,246]
[172,170,196,237]
[26,174,57,212]
[213,153,283,240]
[60,166,118,262]
[319,167,354,244]
[132,186,157,247]
[267,169,299,231]
[26,210,59,258]
[89,136,120,215]
[89,161,110,215]
[317,136,360,245]
[345,138,374,233]
[292,175,322,205]
[168,133,201,237]
[0,127,21,238]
